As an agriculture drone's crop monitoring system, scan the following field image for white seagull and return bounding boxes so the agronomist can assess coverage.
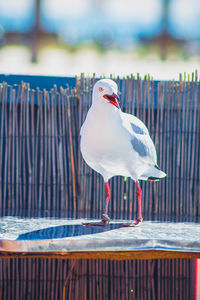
[80,79,166,226]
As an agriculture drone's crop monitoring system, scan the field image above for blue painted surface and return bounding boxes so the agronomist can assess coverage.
[0,74,76,91]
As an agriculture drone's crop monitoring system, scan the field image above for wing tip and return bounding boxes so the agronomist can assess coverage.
[140,165,167,181]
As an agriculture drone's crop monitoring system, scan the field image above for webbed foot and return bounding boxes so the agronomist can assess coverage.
[82,214,111,226]
[122,218,143,227]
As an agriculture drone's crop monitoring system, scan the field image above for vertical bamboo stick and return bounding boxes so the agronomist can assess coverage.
[157,82,164,217]
[33,88,40,212]
[7,86,13,211]
[187,81,196,217]
[60,88,69,215]
[184,81,190,216]
[22,85,27,213]
[11,88,16,212]
[50,88,57,212]
[63,260,76,300]
[30,89,35,213]
[54,86,61,214]
[42,90,48,211]
[176,81,184,219]
[45,91,52,213]
[193,83,200,217]
[165,81,170,217]
[171,82,177,218]
[38,90,44,211]
[0,84,4,210]
[57,89,64,213]
[67,92,77,217]
[2,83,8,211]
[65,89,73,217]
[25,86,32,214]
[180,80,187,217]
[51,258,56,300]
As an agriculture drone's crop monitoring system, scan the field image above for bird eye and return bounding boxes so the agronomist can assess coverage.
[99,87,104,92]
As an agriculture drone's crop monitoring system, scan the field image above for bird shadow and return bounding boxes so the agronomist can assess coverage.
[17,223,123,241]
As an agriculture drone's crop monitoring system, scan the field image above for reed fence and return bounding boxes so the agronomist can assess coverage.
[0,258,194,300]
[0,74,199,220]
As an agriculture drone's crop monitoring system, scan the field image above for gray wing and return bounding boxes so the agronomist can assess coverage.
[125,114,157,163]
[130,122,146,135]
[130,129,157,163]
[131,137,148,157]
[121,111,157,163]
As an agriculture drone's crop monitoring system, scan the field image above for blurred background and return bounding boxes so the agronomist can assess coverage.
[0,0,200,79]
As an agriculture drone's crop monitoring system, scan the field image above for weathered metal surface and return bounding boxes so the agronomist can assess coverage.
[0,217,199,255]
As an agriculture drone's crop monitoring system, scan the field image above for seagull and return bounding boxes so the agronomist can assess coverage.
[80,79,166,226]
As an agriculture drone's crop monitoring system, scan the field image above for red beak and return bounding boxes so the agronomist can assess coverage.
[103,93,120,109]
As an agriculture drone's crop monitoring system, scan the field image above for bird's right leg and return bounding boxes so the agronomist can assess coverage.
[122,181,143,227]
[82,181,111,226]
[133,181,143,226]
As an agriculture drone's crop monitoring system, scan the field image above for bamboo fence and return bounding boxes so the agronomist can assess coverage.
[0,75,198,300]
[0,258,194,300]
[0,74,200,220]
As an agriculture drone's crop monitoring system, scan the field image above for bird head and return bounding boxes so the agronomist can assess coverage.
[93,79,120,109]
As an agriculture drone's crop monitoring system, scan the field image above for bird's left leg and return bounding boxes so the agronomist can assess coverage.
[102,181,111,223]
[133,181,143,226]
[122,181,143,227]
[82,181,111,226]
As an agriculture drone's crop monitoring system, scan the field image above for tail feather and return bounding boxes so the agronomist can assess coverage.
[140,164,167,181]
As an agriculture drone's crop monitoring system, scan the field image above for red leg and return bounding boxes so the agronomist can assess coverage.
[83,181,111,226]
[104,182,111,215]
[122,181,143,227]
[133,181,143,226]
